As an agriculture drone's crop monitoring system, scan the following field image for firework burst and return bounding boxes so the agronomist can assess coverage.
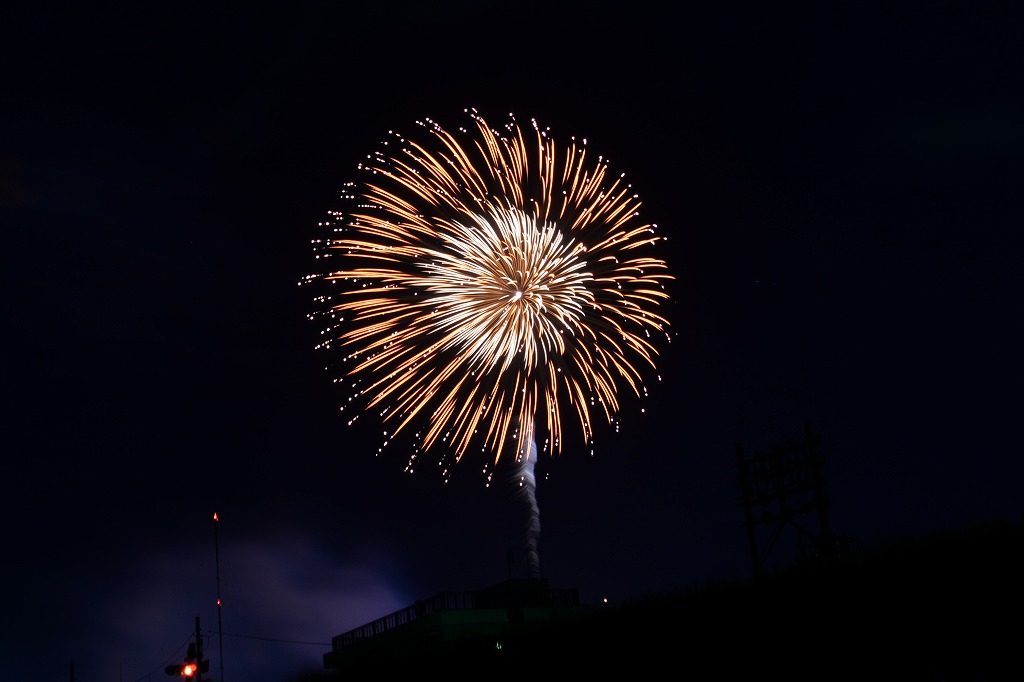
[308,110,672,472]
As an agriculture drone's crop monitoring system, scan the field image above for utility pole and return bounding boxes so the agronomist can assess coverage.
[195,616,204,682]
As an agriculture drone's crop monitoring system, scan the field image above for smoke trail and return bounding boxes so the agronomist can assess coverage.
[517,421,541,579]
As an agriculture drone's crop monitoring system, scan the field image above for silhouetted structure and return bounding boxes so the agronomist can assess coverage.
[737,424,835,575]
[301,519,1022,681]
[323,579,581,671]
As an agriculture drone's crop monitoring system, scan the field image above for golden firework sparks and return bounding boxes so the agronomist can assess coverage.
[308,110,672,469]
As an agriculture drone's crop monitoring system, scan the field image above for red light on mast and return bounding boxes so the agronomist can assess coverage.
[181,662,197,677]
[212,512,219,522]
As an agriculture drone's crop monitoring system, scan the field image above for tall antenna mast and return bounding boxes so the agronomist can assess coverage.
[213,512,225,681]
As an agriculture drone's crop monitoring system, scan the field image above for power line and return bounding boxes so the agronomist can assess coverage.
[206,629,330,647]
[129,632,193,682]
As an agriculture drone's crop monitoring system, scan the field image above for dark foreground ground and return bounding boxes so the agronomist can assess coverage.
[298,519,1023,680]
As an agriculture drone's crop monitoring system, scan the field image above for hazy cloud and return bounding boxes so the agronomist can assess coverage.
[68,534,406,681]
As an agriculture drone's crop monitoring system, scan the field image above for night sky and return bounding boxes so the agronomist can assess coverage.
[3,2,1022,680]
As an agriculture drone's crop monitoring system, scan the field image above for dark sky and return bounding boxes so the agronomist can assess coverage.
[3,1,1022,680]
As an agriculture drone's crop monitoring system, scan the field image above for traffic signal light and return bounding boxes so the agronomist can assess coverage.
[164,643,209,678]
[164,659,209,678]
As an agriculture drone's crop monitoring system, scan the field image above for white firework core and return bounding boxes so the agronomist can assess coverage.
[418,206,594,374]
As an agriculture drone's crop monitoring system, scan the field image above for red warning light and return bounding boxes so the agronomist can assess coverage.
[181,662,197,677]
[212,512,219,522]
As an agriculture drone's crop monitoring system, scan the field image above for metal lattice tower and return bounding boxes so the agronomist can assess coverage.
[737,424,835,576]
